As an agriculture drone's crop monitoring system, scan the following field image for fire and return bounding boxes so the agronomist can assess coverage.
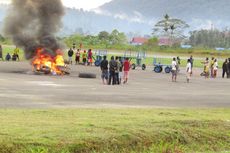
[32,48,66,75]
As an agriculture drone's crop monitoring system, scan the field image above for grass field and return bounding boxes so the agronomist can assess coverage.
[0,109,229,153]
[1,45,227,68]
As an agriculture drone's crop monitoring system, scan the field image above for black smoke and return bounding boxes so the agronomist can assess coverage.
[3,0,64,59]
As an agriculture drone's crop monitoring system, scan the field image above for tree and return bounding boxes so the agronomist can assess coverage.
[98,31,110,41]
[153,14,189,39]
[109,29,127,45]
[189,28,230,48]
[0,34,5,42]
[145,37,158,47]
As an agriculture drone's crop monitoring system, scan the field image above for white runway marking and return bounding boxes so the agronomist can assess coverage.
[26,81,66,87]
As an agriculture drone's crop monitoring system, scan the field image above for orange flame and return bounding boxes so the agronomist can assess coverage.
[32,48,65,75]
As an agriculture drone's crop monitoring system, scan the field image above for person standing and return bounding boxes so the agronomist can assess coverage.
[100,56,109,85]
[201,57,209,78]
[222,59,228,78]
[108,56,117,85]
[82,50,87,65]
[186,59,192,83]
[0,45,3,61]
[118,56,123,84]
[189,55,194,74]
[68,48,74,64]
[176,56,181,73]
[213,59,218,78]
[123,57,131,84]
[171,57,177,82]
[75,49,80,64]
[13,46,20,61]
[87,49,93,66]
[115,56,120,85]
[228,58,230,78]
[210,57,215,78]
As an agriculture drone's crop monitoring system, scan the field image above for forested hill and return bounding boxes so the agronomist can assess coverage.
[100,0,230,29]
[1,1,230,36]
[0,4,151,36]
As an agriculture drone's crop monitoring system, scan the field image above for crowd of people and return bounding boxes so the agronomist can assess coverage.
[100,56,130,85]
[67,48,93,66]
[171,55,230,83]
[1,44,230,84]
[68,47,131,85]
[201,57,219,79]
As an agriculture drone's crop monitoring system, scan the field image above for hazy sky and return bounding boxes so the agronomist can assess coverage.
[0,0,112,10]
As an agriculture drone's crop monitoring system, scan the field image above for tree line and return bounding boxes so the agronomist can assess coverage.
[189,28,230,49]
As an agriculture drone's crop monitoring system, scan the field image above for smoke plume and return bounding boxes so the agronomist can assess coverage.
[3,0,64,59]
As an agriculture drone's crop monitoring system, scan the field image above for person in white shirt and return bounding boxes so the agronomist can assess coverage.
[171,57,177,82]
[186,59,192,83]
[213,59,218,78]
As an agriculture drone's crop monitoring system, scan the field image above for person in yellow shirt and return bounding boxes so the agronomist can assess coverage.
[210,57,215,78]
[82,50,87,65]
[201,57,209,78]
[13,46,20,61]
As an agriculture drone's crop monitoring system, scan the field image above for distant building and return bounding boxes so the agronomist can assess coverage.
[130,37,148,45]
[215,48,225,51]
[158,37,172,46]
[181,44,192,49]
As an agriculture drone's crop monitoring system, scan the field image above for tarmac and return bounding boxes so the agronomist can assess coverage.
[0,61,229,108]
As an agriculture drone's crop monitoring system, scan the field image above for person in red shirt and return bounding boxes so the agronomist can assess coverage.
[123,57,130,84]
[88,49,93,66]
[75,49,80,65]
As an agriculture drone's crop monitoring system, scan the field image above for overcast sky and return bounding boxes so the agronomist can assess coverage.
[0,0,112,10]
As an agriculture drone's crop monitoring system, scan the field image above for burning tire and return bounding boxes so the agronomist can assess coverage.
[79,73,96,79]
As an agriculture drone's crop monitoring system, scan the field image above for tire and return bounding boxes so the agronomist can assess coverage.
[154,66,162,73]
[131,63,136,70]
[94,60,100,67]
[165,66,171,73]
[79,73,96,79]
[142,64,146,70]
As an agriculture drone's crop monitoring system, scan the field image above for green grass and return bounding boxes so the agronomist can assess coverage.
[1,45,25,60]
[0,109,229,153]
[0,45,227,69]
